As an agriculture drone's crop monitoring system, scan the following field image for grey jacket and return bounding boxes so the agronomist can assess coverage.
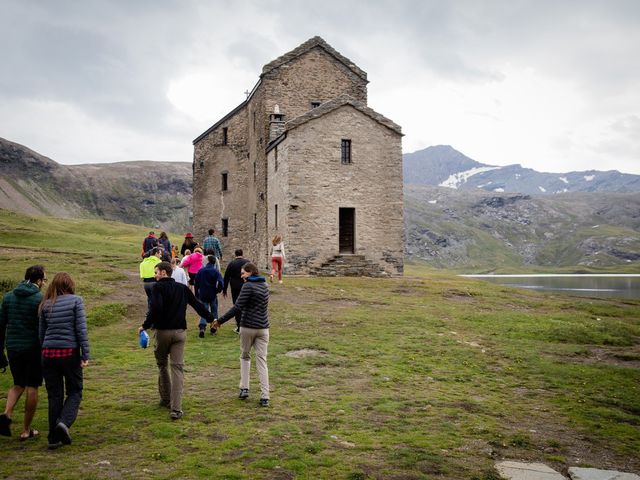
[218,276,269,329]
[39,294,91,361]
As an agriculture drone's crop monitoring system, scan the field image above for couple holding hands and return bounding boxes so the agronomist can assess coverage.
[138,261,270,420]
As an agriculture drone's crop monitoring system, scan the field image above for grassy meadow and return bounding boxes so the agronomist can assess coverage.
[0,209,639,479]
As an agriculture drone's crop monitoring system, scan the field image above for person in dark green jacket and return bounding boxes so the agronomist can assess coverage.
[0,265,46,439]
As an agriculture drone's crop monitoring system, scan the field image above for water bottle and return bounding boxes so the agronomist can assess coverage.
[139,330,149,349]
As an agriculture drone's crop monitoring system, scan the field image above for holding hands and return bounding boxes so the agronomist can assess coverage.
[212,319,220,330]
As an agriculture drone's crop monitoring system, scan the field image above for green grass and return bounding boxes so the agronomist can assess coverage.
[1,209,639,478]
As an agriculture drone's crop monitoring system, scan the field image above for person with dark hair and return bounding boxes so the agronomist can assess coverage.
[138,261,215,420]
[158,232,172,261]
[202,228,223,268]
[142,231,158,258]
[39,272,90,449]
[180,233,198,256]
[140,247,162,308]
[194,255,224,338]
[0,265,46,439]
[213,262,270,407]
[223,249,249,333]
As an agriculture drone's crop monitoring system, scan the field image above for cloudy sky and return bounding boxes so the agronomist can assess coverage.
[1,0,639,174]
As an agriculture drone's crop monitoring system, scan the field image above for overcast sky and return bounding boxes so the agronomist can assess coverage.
[1,0,639,174]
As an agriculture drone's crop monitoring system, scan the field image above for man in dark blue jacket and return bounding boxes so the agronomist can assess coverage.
[138,262,214,420]
[194,255,224,338]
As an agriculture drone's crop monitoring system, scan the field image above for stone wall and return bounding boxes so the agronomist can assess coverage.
[192,104,250,260]
[262,47,367,125]
[277,105,404,275]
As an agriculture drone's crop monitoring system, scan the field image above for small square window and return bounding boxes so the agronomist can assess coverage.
[221,172,228,191]
[311,101,321,109]
[341,139,352,164]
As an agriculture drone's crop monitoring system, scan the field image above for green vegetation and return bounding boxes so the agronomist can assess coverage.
[1,209,639,479]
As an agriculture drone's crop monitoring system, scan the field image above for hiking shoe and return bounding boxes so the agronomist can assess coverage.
[238,388,249,400]
[210,327,217,335]
[0,413,11,437]
[198,329,205,338]
[55,422,71,445]
[170,410,183,420]
[259,398,269,407]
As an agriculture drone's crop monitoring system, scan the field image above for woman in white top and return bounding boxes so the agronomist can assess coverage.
[171,257,189,286]
[270,235,285,284]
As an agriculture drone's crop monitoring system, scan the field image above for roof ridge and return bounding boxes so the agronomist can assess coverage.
[282,94,402,136]
[261,36,367,81]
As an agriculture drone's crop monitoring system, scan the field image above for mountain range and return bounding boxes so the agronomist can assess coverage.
[404,145,640,194]
[1,137,638,270]
[0,137,192,232]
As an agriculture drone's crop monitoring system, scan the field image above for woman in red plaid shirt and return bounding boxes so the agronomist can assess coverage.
[39,272,90,450]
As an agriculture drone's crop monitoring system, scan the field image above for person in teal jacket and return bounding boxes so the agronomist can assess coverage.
[0,265,46,439]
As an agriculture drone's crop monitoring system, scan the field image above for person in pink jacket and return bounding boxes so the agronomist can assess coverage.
[179,247,204,292]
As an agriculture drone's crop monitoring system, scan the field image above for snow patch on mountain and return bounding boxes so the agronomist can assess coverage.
[559,177,569,184]
[584,175,595,181]
[439,166,502,189]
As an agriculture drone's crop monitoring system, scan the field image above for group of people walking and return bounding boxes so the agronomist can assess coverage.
[0,228,284,449]
[138,228,281,420]
[0,266,90,450]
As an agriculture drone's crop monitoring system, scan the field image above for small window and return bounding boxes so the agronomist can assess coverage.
[222,127,228,145]
[341,139,352,164]
[275,204,278,229]
[274,147,278,172]
[254,213,257,233]
[222,218,229,237]
[253,161,256,180]
[221,172,228,191]
[311,101,321,109]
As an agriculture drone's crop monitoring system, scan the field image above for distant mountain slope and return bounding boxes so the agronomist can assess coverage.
[0,137,192,232]
[404,145,640,194]
[405,185,640,270]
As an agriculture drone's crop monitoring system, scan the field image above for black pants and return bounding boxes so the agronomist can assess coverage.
[231,287,242,327]
[42,355,83,443]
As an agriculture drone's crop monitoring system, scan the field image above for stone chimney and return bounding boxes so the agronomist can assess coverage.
[269,104,285,141]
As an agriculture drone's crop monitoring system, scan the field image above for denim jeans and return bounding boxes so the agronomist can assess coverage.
[198,298,218,329]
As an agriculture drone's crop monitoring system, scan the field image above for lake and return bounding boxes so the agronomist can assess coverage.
[460,274,640,299]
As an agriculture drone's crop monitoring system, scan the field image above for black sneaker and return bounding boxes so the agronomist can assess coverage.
[198,329,205,338]
[55,422,72,445]
[238,388,249,400]
[259,398,269,407]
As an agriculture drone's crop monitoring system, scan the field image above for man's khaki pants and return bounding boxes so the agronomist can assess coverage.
[239,327,270,399]
[154,329,186,412]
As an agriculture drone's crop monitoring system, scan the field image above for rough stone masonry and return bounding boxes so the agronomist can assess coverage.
[192,36,404,276]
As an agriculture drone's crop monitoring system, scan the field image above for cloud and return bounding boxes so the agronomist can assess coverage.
[0,0,638,174]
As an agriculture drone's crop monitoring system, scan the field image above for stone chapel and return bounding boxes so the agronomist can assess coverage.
[192,36,404,276]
